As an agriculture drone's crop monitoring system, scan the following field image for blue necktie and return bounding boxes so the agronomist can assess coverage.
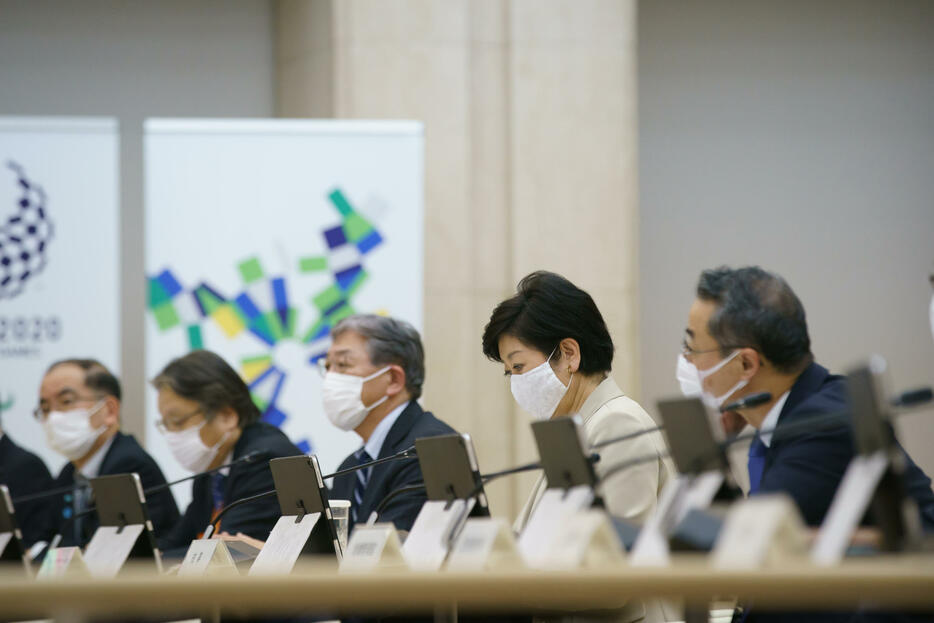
[350,448,373,524]
[211,472,227,515]
[747,434,767,495]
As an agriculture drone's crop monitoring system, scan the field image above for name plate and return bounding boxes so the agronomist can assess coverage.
[83,524,146,578]
[37,546,89,579]
[402,498,475,571]
[340,523,406,573]
[711,494,807,569]
[249,512,320,576]
[541,509,625,569]
[811,450,888,566]
[178,538,238,576]
[517,485,594,569]
[446,518,521,571]
[631,471,723,566]
[0,532,12,558]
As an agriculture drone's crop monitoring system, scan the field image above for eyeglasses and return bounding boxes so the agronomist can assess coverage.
[316,358,329,378]
[155,407,203,434]
[681,339,748,359]
[33,394,103,420]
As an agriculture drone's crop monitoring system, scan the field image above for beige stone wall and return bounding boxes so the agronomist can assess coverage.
[276,0,639,519]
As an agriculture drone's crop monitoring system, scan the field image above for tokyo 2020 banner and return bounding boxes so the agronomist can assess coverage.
[0,117,119,474]
[144,119,424,504]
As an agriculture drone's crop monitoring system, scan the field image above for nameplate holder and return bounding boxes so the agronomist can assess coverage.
[340,523,406,573]
[811,450,889,566]
[631,471,723,567]
[83,523,146,578]
[517,485,595,569]
[37,546,90,579]
[711,493,807,569]
[249,512,320,576]
[446,518,521,571]
[402,498,475,571]
[542,509,625,569]
[178,539,238,576]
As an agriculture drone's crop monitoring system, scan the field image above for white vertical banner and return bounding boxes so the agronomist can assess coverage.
[0,117,120,474]
[144,119,424,505]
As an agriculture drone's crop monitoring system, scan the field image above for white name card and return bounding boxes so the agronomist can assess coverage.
[0,532,12,558]
[517,485,594,569]
[542,509,625,569]
[178,539,238,576]
[249,512,320,576]
[37,546,89,579]
[811,450,889,566]
[340,523,406,573]
[711,494,807,569]
[446,518,521,571]
[402,498,475,571]
[83,524,146,578]
[630,471,723,567]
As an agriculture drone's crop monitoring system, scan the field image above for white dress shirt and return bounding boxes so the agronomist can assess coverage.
[362,400,408,459]
[758,390,791,447]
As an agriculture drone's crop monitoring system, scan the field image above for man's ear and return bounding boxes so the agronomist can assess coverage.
[215,406,240,432]
[102,395,120,427]
[739,347,761,380]
[385,365,407,397]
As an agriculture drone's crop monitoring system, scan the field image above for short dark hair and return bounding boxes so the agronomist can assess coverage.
[47,359,121,401]
[482,271,614,374]
[696,266,813,374]
[332,314,426,400]
[152,350,260,427]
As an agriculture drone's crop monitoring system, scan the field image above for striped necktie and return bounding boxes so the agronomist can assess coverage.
[351,448,373,524]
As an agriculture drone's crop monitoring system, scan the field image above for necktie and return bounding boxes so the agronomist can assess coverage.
[73,472,90,545]
[350,449,373,524]
[747,434,767,495]
[211,472,227,518]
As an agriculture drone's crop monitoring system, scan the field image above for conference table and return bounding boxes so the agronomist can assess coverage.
[0,555,932,621]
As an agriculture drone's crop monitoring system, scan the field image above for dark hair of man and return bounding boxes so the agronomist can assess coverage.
[696,266,813,375]
[482,271,615,374]
[46,358,122,401]
[151,350,260,427]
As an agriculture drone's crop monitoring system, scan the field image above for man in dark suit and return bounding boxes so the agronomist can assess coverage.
[0,429,55,549]
[323,314,456,533]
[153,350,303,553]
[37,359,179,547]
[682,266,934,622]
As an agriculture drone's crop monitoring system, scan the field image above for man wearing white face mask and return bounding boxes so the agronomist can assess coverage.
[37,359,179,547]
[325,314,456,533]
[680,266,934,536]
[154,350,303,553]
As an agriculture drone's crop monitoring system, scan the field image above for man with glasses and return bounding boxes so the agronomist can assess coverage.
[37,359,179,547]
[153,350,302,553]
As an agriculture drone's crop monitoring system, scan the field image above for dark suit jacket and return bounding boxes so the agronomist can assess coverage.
[330,401,456,533]
[0,433,56,548]
[51,431,180,547]
[757,362,934,529]
[746,363,934,623]
[159,421,302,551]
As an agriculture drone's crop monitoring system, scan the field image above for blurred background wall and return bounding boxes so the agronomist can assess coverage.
[1,0,931,519]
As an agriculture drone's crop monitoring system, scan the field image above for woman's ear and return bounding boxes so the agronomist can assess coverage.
[559,338,582,374]
[216,407,240,432]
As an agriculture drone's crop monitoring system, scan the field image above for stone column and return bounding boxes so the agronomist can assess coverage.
[275,0,638,518]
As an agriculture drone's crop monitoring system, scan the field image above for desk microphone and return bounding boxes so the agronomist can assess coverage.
[720,391,772,412]
[321,445,417,480]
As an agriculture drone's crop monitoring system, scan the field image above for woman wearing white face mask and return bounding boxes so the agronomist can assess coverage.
[483,272,675,622]
[153,350,303,553]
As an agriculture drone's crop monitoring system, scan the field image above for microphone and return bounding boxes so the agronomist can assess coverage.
[720,391,773,412]
[203,488,277,539]
[891,387,933,408]
[10,450,273,507]
[321,445,416,480]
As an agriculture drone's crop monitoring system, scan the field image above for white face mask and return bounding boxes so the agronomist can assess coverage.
[510,348,571,421]
[43,401,108,461]
[678,350,748,409]
[321,366,391,431]
[163,421,228,473]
